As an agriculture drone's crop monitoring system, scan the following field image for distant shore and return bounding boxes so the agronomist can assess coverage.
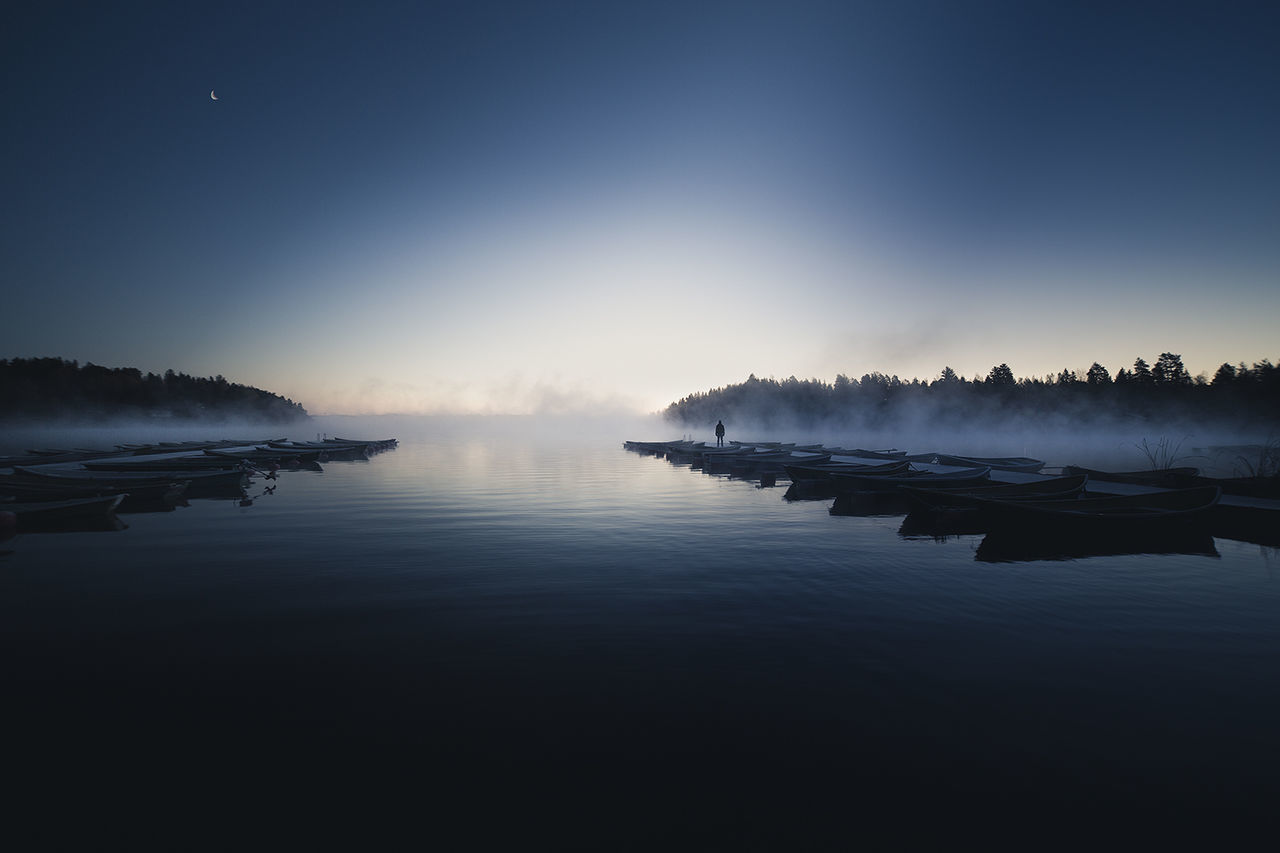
[0,357,308,424]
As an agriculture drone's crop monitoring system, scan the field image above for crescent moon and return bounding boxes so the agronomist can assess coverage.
[210,90,218,100]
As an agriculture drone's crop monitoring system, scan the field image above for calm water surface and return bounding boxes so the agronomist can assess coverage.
[4,417,1278,845]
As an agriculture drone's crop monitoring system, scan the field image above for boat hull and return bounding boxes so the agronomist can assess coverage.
[830,467,992,494]
[971,486,1221,535]
[899,474,1089,512]
[2,494,126,529]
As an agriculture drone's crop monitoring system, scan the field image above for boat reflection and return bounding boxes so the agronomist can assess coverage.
[116,493,189,514]
[829,492,910,517]
[783,482,838,502]
[975,529,1220,563]
[898,510,987,539]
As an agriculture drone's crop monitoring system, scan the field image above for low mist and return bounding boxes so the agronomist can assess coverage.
[669,407,1273,478]
[0,418,306,457]
[2,409,1271,480]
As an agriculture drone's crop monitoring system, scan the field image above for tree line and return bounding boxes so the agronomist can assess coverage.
[664,354,1280,430]
[0,357,309,423]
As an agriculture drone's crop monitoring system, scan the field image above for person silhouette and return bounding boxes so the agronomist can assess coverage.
[714,420,725,447]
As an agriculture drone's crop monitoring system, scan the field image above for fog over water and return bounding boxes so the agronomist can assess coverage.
[696,415,1271,478]
[0,411,1270,479]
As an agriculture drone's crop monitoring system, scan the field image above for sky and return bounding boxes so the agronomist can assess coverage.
[3,0,1278,415]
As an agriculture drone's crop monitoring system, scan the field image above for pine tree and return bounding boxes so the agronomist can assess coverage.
[1153,352,1190,385]
[987,364,1015,386]
[1085,362,1111,385]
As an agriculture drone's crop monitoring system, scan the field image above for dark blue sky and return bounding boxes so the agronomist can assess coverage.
[4,1,1278,412]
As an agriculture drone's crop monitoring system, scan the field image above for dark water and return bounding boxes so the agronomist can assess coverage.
[3,417,1279,846]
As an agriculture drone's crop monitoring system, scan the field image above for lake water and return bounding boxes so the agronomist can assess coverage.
[3,416,1278,846]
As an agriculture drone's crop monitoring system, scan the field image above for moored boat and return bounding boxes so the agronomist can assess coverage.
[683,444,762,468]
[829,466,992,494]
[719,451,833,477]
[1,448,135,467]
[268,440,369,451]
[784,459,912,481]
[623,440,681,455]
[707,449,831,473]
[825,448,909,460]
[1062,466,1200,487]
[969,486,1221,534]
[1187,474,1280,499]
[1,493,126,528]
[203,449,324,470]
[13,466,248,491]
[266,440,371,459]
[0,473,186,504]
[82,456,247,471]
[905,453,1044,473]
[899,474,1089,512]
[331,437,398,451]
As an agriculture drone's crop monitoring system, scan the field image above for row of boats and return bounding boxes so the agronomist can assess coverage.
[623,439,1245,558]
[0,437,398,536]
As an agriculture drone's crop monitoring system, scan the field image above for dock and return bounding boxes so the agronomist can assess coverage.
[624,439,1280,547]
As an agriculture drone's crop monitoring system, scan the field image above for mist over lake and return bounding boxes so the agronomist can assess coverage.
[3,415,1278,845]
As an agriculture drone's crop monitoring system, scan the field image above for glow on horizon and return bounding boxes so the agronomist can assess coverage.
[9,173,1276,416]
[206,188,1277,416]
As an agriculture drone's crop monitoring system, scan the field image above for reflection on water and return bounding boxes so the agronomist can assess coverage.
[976,529,1221,562]
[2,416,1279,840]
[829,491,911,516]
[900,509,1226,562]
[898,509,989,539]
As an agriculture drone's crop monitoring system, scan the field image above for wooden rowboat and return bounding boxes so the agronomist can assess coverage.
[0,473,186,504]
[830,466,991,494]
[707,450,831,474]
[905,453,1044,473]
[268,440,369,452]
[784,460,912,481]
[331,437,398,451]
[1,494,126,528]
[266,441,371,460]
[13,466,248,491]
[970,486,1221,534]
[82,456,246,471]
[823,448,908,460]
[899,474,1089,512]
[1062,466,1200,487]
[0,448,134,467]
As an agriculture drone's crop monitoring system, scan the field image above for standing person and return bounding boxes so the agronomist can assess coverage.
[714,420,726,447]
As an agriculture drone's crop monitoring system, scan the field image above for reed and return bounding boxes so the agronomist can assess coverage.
[1234,439,1280,479]
[1135,436,1189,471]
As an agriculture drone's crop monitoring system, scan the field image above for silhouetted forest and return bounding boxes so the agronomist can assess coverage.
[665,354,1280,430]
[0,357,309,423]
